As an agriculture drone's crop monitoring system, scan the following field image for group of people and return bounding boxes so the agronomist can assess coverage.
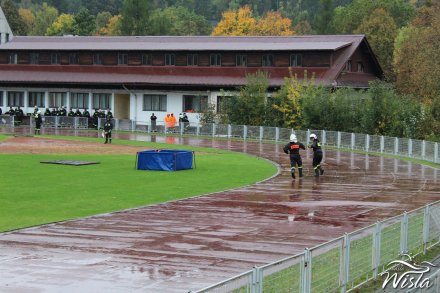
[283,133,324,179]
[149,112,190,133]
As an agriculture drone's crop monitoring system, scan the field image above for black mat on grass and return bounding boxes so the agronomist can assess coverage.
[40,160,100,166]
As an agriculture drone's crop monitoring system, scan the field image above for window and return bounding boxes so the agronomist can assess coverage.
[290,54,302,67]
[0,91,3,106]
[344,60,352,72]
[216,96,232,113]
[69,53,79,64]
[183,95,208,113]
[93,54,103,65]
[187,54,198,66]
[262,54,274,67]
[29,92,45,108]
[142,54,152,65]
[71,93,89,109]
[118,53,128,65]
[236,54,247,66]
[9,53,17,64]
[49,92,67,108]
[92,93,111,109]
[7,91,24,107]
[30,53,39,64]
[165,54,175,66]
[5,33,9,42]
[143,94,167,111]
[210,54,221,66]
[51,53,60,64]
[357,62,364,73]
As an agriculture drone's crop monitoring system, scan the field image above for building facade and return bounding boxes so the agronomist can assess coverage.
[0,35,382,123]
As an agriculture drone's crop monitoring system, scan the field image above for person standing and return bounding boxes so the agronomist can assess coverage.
[150,113,157,132]
[103,117,113,144]
[309,133,324,177]
[34,110,42,135]
[44,108,51,116]
[106,109,113,119]
[75,109,82,117]
[283,134,306,179]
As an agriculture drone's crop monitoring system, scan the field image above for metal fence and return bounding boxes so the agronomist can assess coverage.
[3,117,440,292]
[195,202,440,293]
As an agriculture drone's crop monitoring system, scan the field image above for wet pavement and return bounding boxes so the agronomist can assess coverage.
[1,128,440,292]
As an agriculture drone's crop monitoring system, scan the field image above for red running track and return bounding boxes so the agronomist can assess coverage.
[0,129,439,292]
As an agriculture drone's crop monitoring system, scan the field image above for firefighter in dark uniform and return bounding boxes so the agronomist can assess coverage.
[283,134,306,179]
[51,108,58,116]
[82,109,90,118]
[68,108,75,117]
[309,133,324,177]
[59,106,67,116]
[106,109,113,119]
[7,107,14,115]
[103,117,113,144]
[44,108,51,116]
[75,109,82,117]
[34,110,42,135]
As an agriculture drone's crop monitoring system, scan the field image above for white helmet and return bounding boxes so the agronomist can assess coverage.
[289,134,297,143]
[309,133,317,140]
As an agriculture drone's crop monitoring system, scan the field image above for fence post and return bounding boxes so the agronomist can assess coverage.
[259,126,263,141]
[423,205,431,254]
[180,123,184,136]
[321,130,326,145]
[251,266,263,293]
[337,132,341,148]
[212,123,216,137]
[115,119,119,131]
[275,127,279,142]
[301,248,312,293]
[73,117,78,129]
[196,123,200,136]
[400,212,409,254]
[394,137,399,155]
[408,139,413,157]
[422,140,426,160]
[380,136,384,153]
[372,222,381,279]
[306,129,311,141]
[228,124,232,138]
[435,143,439,163]
[55,116,59,128]
[365,134,370,152]
[243,125,247,140]
[351,133,355,150]
[341,234,350,293]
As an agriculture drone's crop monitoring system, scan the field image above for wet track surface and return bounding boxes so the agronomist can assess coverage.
[1,129,440,292]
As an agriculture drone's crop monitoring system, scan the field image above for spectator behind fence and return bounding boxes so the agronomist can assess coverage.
[150,113,157,132]
[44,108,51,116]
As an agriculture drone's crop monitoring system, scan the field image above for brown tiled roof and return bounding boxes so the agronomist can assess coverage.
[0,35,363,51]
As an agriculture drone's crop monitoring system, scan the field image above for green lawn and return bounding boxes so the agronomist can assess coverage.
[0,137,277,232]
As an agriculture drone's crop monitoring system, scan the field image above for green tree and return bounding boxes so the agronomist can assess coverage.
[73,7,95,35]
[45,13,75,36]
[18,8,35,35]
[314,0,334,34]
[34,3,59,36]
[355,8,397,79]
[222,71,270,126]
[1,0,27,35]
[150,6,211,36]
[120,0,153,35]
[95,11,112,33]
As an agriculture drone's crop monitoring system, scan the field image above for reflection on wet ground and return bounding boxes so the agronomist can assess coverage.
[1,128,440,292]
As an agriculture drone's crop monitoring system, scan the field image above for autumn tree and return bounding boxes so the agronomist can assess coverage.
[212,5,256,36]
[18,8,35,35]
[119,0,152,35]
[254,11,295,36]
[394,3,440,100]
[98,15,121,36]
[45,13,75,36]
[95,11,112,34]
[355,8,397,79]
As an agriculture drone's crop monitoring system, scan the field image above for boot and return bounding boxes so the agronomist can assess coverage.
[290,167,295,179]
[109,139,112,144]
[320,168,324,175]
[291,172,295,179]
[314,168,320,177]
[104,139,108,144]
[299,168,303,178]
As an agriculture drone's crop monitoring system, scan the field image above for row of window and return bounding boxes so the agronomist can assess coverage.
[344,60,365,73]
[0,91,110,109]
[142,94,227,113]
[8,52,304,67]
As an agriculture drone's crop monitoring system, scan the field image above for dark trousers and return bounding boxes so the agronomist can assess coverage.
[105,131,112,143]
[313,152,324,176]
[290,154,303,177]
[35,122,41,134]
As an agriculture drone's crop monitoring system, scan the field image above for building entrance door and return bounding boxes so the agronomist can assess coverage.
[114,94,130,119]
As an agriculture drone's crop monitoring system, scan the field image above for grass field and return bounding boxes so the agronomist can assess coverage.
[0,136,277,232]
